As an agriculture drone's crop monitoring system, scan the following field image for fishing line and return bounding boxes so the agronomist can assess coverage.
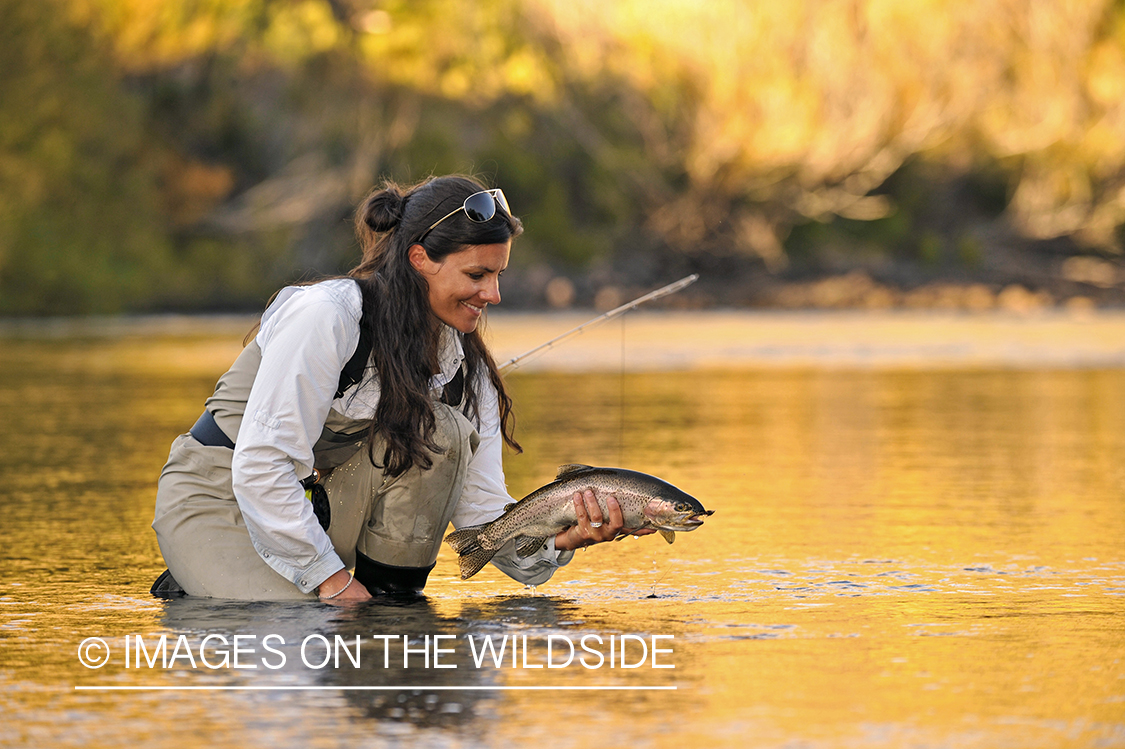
[619,311,628,467]
[649,563,671,598]
[500,274,699,467]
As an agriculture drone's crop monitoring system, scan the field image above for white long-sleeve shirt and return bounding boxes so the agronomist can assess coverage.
[229,279,572,594]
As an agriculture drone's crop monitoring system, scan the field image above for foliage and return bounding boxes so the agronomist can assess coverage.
[2,0,1125,314]
[0,0,171,314]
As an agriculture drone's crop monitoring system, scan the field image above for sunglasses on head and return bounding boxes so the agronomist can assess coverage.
[416,189,510,244]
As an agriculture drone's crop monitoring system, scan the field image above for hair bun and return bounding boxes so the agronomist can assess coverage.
[361,185,406,233]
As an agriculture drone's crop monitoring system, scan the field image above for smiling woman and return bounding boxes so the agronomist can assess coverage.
[149,175,632,603]
[409,241,509,333]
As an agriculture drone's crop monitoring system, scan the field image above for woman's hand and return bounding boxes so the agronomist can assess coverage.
[554,489,656,551]
[317,568,372,604]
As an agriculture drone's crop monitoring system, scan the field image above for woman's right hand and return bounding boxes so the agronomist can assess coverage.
[554,490,657,551]
[317,568,372,604]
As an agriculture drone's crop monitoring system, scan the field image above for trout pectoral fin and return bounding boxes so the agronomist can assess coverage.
[659,529,676,544]
[515,536,549,558]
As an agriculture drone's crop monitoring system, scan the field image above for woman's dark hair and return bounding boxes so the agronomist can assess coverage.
[350,175,523,477]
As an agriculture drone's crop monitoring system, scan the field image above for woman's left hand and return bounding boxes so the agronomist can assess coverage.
[554,489,656,551]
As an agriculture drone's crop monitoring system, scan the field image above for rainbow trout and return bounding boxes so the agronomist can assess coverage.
[444,464,713,580]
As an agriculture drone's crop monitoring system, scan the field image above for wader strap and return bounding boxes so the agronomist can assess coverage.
[441,365,465,408]
[335,329,372,400]
[189,409,235,449]
[190,329,372,451]
[354,552,433,595]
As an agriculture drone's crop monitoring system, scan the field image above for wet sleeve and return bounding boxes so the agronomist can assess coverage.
[231,285,360,594]
[450,375,574,586]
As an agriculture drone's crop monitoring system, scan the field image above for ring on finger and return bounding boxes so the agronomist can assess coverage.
[590,521,603,528]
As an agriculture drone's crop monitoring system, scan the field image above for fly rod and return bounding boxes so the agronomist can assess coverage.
[499,273,699,373]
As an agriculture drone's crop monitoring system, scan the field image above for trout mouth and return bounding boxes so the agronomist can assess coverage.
[682,509,713,527]
[645,499,713,531]
[659,509,713,530]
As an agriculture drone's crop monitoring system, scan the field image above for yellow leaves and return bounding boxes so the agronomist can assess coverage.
[69,0,268,70]
[439,66,473,100]
[71,0,351,70]
[502,47,555,100]
[1086,38,1125,107]
[355,9,393,35]
[31,0,1125,263]
[531,0,1125,250]
[353,1,558,105]
[262,0,340,66]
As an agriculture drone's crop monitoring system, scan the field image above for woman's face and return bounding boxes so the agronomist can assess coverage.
[409,241,511,333]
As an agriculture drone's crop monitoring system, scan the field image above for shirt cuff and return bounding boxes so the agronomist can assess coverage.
[251,538,345,595]
[489,535,574,587]
[547,535,575,567]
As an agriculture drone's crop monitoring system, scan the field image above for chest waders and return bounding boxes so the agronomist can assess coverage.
[151,336,479,600]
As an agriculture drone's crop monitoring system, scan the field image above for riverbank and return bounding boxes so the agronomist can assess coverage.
[3,309,1125,372]
[490,309,1125,371]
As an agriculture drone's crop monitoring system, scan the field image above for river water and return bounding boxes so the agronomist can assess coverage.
[1,315,1123,748]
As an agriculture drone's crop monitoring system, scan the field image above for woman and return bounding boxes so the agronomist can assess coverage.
[151,175,631,602]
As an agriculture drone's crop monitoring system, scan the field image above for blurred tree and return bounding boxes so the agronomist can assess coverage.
[2,0,1124,314]
[539,0,1125,266]
[0,0,172,314]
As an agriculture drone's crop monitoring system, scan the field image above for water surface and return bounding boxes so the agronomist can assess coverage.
[1,329,1123,748]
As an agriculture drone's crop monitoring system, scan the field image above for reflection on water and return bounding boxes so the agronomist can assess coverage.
[1,333,1123,748]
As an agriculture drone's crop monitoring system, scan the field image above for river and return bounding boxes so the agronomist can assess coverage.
[1,312,1123,748]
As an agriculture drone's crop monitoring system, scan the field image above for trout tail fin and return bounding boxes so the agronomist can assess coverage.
[444,524,497,580]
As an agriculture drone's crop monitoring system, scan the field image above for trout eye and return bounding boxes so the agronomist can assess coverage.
[674,501,691,512]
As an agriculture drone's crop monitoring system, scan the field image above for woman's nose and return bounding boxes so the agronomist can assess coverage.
[481,278,501,305]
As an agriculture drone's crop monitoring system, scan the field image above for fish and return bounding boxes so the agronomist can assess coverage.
[444,464,714,580]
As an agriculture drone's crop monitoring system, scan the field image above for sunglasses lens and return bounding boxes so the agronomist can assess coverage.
[463,191,497,222]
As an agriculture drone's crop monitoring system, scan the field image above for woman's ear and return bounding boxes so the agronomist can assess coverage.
[408,243,430,272]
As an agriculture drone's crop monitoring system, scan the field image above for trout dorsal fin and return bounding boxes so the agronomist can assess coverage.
[556,464,594,479]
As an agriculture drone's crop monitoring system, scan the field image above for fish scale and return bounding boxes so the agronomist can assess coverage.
[444,464,713,580]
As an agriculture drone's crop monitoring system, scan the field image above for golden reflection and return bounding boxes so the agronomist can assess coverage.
[0,335,1122,748]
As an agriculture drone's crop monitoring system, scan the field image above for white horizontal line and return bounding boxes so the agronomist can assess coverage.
[75,685,676,691]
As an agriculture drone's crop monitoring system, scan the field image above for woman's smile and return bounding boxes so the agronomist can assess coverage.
[410,241,511,333]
